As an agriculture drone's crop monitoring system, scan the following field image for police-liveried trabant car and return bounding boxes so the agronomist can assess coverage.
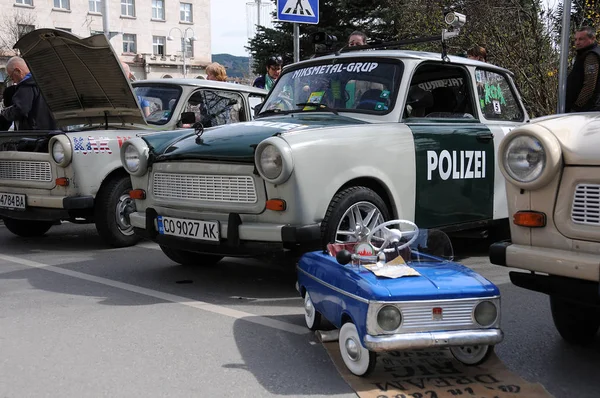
[490,113,600,345]
[0,29,264,247]
[122,38,529,265]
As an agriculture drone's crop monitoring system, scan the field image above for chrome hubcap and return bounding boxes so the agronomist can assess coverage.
[335,201,384,243]
[304,297,314,318]
[345,337,361,361]
[116,193,135,235]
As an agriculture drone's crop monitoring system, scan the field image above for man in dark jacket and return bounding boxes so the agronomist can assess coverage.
[0,84,17,131]
[0,56,56,130]
[253,55,283,91]
[566,26,600,113]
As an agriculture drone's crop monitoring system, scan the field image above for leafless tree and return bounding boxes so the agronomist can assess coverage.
[0,10,37,56]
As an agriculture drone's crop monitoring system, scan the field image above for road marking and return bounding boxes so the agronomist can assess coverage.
[0,253,308,335]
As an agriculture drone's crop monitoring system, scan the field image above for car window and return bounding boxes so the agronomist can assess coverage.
[133,85,182,125]
[405,63,476,120]
[475,69,524,122]
[258,59,403,115]
[185,90,244,127]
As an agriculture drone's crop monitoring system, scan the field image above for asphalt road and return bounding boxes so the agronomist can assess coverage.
[0,222,599,398]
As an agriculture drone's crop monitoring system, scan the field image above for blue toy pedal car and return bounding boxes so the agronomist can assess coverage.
[296,220,503,377]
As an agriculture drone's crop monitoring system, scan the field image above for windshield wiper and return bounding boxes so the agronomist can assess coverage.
[256,108,290,118]
[294,103,339,115]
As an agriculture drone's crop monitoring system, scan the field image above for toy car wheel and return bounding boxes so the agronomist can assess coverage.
[321,186,390,246]
[450,344,493,366]
[2,218,53,237]
[94,175,141,248]
[304,292,322,330]
[159,245,223,266]
[550,295,600,345]
[339,322,377,377]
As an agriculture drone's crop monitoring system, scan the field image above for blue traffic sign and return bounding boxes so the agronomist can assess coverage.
[277,0,319,25]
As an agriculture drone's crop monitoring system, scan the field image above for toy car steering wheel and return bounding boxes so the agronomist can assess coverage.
[367,220,419,253]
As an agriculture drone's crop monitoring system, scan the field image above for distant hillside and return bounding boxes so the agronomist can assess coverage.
[212,54,251,79]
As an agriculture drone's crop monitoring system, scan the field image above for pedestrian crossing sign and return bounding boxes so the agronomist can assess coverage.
[277,0,319,24]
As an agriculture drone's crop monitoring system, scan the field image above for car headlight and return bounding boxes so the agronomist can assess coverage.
[503,135,545,183]
[498,125,562,190]
[255,138,294,185]
[124,145,141,173]
[377,305,402,331]
[474,301,497,327]
[48,136,72,167]
[120,138,149,177]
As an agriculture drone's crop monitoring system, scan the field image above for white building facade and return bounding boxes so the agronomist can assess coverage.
[0,0,211,81]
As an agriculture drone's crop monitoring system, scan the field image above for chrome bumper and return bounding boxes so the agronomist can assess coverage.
[363,329,503,352]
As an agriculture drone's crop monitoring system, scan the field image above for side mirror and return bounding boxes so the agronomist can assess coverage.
[336,250,353,265]
[253,102,263,115]
[180,111,196,125]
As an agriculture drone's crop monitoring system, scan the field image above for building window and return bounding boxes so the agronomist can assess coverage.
[121,0,135,17]
[181,38,193,57]
[152,0,164,20]
[180,3,192,22]
[56,27,71,32]
[123,34,137,54]
[89,0,101,13]
[15,0,33,5]
[17,24,35,39]
[53,0,70,9]
[153,36,165,56]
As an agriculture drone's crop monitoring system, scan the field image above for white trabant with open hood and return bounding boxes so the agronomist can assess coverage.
[0,29,264,247]
[121,16,529,265]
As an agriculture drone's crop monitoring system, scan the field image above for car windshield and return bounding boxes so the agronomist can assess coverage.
[257,58,403,116]
[133,85,183,125]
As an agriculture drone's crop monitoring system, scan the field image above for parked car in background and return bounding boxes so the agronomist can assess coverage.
[0,29,265,248]
[490,113,600,344]
[122,45,528,266]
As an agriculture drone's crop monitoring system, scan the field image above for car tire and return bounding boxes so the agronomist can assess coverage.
[94,175,141,248]
[3,218,53,237]
[159,245,223,266]
[321,186,390,246]
[450,344,493,366]
[304,292,323,330]
[550,295,600,345]
[338,321,377,377]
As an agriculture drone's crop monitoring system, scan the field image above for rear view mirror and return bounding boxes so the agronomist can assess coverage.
[253,103,263,115]
[180,111,196,125]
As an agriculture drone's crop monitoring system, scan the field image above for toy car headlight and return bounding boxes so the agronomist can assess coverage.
[499,125,562,190]
[504,135,545,183]
[377,305,402,331]
[120,138,149,177]
[49,136,72,167]
[474,301,497,327]
[255,138,294,185]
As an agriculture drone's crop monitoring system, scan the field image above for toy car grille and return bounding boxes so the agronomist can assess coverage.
[0,160,52,182]
[399,300,475,329]
[572,184,600,225]
[152,173,258,203]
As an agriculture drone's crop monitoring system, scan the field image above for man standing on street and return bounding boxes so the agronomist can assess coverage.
[0,56,56,130]
[566,26,600,113]
[253,55,283,91]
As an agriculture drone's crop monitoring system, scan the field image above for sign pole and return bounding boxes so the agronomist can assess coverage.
[557,0,572,114]
[293,23,300,62]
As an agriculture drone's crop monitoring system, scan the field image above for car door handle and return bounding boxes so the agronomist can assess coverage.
[476,132,494,143]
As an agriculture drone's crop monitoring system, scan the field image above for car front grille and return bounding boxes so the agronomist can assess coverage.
[0,160,52,182]
[572,183,600,225]
[400,300,475,329]
[152,173,258,204]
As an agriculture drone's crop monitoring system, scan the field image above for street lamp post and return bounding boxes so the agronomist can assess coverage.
[167,27,197,78]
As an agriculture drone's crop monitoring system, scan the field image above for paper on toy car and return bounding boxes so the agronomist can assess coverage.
[362,262,421,278]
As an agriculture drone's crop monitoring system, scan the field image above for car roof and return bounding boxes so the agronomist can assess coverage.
[133,79,268,95]
[287,49,513,76]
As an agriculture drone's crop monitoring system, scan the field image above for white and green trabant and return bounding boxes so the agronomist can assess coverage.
[122,48,529,265]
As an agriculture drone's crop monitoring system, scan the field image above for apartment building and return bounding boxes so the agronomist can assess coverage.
[0,0,211,81]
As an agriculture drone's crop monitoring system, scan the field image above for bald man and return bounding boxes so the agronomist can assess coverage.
[121,60,150,117]
[0,56,56,130]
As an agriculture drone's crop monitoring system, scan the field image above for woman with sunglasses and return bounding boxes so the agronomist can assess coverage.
[253,55,283,91]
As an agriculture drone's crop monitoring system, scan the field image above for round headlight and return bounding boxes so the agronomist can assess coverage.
[377,305,402,331]
[474,301,497,327]
[124,145,141,173]
[52,141,65,164]
[503,135,546,183]
[259,145,283,180]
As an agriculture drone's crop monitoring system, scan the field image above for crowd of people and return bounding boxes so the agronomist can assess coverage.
[1,25,599,132]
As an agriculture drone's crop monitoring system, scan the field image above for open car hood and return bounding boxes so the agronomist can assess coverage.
[14,29,146,128]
